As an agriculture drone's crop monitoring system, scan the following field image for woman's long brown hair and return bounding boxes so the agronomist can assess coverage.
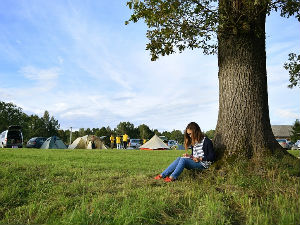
[184,122,204,150]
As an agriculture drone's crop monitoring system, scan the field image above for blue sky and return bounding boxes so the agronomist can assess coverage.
[0,0,299,132]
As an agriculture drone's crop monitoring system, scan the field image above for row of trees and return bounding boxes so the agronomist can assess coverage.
[2,101,299,146]
[0,101,195,145]
[58,122,186,145]
[0,101,60,142]
[59,122,221,146]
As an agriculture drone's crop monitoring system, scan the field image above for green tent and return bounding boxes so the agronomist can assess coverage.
[40,136,67,149]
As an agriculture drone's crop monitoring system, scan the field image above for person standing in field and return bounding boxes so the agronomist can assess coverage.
[154,122,215,182]
[116,136,121,149]
[91,135,96,149]
[143,139,147,144]
[110,134,115,149]
[123,133,128,149]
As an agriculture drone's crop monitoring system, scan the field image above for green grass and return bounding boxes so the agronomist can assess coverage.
[0,148,299,225]
[287,150,300,158]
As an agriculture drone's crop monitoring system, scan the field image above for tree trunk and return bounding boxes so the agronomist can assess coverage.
[214,1,282,159]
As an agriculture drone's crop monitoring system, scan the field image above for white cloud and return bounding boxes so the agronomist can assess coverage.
[57,56,64,64]
[101,62,132,90]
[267,41,296,56]
[277,109,299,120]
[20,66,60,81]
[0,88,13,101]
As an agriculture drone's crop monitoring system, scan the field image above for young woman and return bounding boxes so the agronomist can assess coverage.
[154,122,215,182]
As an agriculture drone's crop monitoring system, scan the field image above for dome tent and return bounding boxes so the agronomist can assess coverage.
[68,136,86,149]
[68,135,107,149]
[140,134,170,150]
[40,136,67,149]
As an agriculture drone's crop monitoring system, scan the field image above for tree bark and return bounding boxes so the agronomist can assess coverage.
[214,2,282,159]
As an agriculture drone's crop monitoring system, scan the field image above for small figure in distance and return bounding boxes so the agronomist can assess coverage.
[91,135,96,149]
[116,136,121,149]
[154,122,215,182]
[110,134,115,149]
[123,133,129,149]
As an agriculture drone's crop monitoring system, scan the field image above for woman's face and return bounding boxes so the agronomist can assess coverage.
[186,129,193,139]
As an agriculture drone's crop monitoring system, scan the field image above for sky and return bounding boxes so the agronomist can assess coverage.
[0,0,299,133]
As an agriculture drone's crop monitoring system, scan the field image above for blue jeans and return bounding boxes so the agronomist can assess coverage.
[161,157,205,179]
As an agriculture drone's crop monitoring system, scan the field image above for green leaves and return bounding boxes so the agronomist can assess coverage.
[284,53,300,88]
[290,119,300,142]
[0,101,61,142]
[271,0,300,21]
[126,0,218,60]
[0,101,25,132]
[126,0,299,61]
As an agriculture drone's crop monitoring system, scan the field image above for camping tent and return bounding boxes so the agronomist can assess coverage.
[140,134,170,150]
[40,136,67,149]
[68,135,107,149]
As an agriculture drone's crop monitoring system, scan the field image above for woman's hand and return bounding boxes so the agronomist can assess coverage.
[182,153,191,158]
[193,157,202,162]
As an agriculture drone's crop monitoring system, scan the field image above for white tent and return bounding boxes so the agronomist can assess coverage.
[68,135,107,149]
[68,136,86,149]
[40,136,67,149]
[140,134,170,150]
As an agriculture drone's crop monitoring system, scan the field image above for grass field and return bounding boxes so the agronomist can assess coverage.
[0,148,299,225]
[287,150,300,158]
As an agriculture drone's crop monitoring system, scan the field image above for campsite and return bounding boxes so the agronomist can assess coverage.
[1,0,300,224]
[0,128,299,224]
[0,148,299,225]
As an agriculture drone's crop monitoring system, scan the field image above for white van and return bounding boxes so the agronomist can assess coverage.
[0,125,23,148]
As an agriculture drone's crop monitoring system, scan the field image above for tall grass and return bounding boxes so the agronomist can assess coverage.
[0,148,299,225]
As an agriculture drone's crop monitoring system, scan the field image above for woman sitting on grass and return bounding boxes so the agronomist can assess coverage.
[154,122,215,182]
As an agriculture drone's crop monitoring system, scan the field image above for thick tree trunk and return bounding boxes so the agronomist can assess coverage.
[214,2,282,159]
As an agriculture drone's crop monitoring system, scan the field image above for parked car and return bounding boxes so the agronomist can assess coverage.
[294,140,300,150]
[128,139,142,149]
[0,125,23,148]
[159,136,168,145]
[276,139,288,149]
[286,141,294,150]
[167,140,178,148]
[26,137,47,148]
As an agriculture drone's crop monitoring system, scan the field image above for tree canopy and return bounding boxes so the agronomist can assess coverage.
[0,101,26,132]
[0,101,60,142]
[138,124,154,139]
[126,0,299,60]
[0,101,185,145]
[290,119,300,143]
[284,53,300,88]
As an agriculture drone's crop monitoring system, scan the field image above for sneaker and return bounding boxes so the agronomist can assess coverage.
[154,174,163,180]
[164,177,174,182]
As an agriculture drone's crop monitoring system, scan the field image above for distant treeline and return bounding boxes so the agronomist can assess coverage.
[0,101,216,145]
[0,101,59,142]
[61,123,185,146]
